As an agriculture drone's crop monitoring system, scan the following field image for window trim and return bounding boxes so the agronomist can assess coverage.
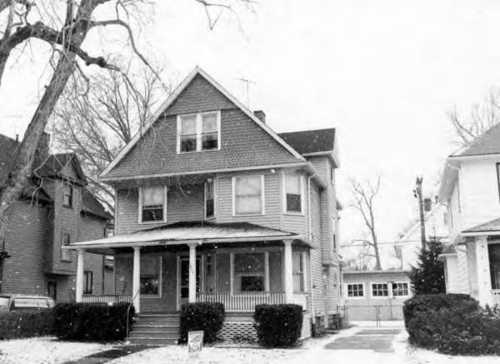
[176,111,221,154]
[84,270,93,295]
[345,282,365,299]
[283,172,305,215]
[204,179,216,219]
[232,175,265,216]
[391,281,410,297]
[138,186,168,224]
[371,282,390,299]
[62,183,73,208]
[140,255,163,298]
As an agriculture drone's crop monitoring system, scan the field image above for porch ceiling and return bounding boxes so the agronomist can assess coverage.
[66,221,303,250]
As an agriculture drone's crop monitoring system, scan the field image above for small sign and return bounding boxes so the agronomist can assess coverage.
[188,330,204,355]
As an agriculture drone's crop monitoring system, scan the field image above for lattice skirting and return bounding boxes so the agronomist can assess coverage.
[219,320,257,342]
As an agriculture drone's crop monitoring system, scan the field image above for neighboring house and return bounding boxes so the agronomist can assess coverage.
[343,270,412,321]
[0,134,113,302]
[395,198,449,269]
[438,123,500,306]
[67,66,341,343]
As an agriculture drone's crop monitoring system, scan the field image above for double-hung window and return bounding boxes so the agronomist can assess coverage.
[177,111,220,153]
[61,233,71,261]
[285,173,303,213]
[233,175,264,215]
[205,180,215,219]
[372,283,389,297]
[140,186,167,223]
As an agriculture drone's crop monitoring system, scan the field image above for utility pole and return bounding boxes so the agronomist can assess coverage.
[413,176,426,249]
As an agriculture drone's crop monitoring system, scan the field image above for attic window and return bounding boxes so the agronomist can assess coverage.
[177,111,220,153]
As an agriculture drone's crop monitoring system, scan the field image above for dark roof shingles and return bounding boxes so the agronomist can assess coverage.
[278,128,335,155]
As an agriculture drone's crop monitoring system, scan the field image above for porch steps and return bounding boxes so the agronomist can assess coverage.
[128,313,180,346]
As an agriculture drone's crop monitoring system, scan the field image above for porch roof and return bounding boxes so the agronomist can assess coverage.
[67,221,302,250]
[462,217,500,237]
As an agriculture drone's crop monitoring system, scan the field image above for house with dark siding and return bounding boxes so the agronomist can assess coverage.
[67,67,342,344]
[0,134,113,302]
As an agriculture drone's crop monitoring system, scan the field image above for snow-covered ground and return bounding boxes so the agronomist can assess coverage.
[0,336,112,364]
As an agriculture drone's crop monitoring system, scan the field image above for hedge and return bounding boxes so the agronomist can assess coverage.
[53,302,134,342]
[0,310,54,340]
[179,302,225,344]
[254,304,303,347]
[404,294,500,355]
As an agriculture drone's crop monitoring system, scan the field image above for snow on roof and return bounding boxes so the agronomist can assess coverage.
[69,221,301,249]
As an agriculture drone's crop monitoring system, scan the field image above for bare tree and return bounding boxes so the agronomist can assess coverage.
[449,88,500,148]
[50,66,165,212]
[0,0,251,246]
[350,176,382,270]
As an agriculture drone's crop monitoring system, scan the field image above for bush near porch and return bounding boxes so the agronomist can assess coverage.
[0,310,54,340]
[404,294,500,355]
[254,304,303,347]
[53,302,134,342]
[179,302,225,344]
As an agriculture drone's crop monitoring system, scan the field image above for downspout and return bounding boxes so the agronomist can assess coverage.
[307,176,315,321]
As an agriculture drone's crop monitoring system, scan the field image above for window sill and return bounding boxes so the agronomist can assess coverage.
[139,220,167,225]
[233,213,265,217]
[284,211,305,216]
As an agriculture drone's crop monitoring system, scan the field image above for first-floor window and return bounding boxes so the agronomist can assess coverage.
[392,282,409,297]
[84,271,93,294]
[293,251,305,292]
[372,283,389,297]
[233,175,264,215]
[140,255,161,296]
[61,233,71,261]
[234,253,265,293]
[140,186,166,223]
[347,283,364,298]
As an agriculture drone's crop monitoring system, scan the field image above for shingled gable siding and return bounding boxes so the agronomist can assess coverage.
[103,76,300,180]
[116,184,205,234]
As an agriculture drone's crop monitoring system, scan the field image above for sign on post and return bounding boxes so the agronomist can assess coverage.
[188,330,204,357]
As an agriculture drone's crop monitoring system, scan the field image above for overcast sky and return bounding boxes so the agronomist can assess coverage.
[1,0,500,250]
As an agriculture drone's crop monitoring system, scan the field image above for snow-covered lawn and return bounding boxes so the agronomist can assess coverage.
[0,336,112,364]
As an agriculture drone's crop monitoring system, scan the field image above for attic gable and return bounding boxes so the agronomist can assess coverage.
[101,68,304,181]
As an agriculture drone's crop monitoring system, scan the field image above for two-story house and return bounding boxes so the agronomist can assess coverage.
[0,134,113,302]
[439,123,500,306]
[67,67,341,344]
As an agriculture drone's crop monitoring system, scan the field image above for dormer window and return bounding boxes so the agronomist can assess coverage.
[63,183,73,208]
[177,111,221,153]
[139,186,167,223]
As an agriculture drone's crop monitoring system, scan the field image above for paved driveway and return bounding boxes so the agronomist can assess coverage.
[324,328,402,353]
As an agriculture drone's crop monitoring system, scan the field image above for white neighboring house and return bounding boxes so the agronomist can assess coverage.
[439,124,500,306]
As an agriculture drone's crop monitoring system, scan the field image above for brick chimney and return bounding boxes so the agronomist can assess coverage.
[253,110,266,123]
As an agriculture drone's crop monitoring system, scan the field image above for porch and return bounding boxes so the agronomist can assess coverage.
[68,221,310,314]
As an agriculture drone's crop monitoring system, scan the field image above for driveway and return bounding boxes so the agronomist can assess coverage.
[324,328,402,353]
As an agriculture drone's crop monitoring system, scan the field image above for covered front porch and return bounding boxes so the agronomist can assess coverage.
[68,222,310,313]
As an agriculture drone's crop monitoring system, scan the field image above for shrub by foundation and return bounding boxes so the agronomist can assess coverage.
[53,302,134,342]
[254,304,303,347]
[0,310,54,340]
[179,302,225,344]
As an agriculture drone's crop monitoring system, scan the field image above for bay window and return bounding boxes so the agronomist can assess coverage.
[285,173,303,213]
[140,186,167,223]
[177,111,220,153]
[233,175,264,215]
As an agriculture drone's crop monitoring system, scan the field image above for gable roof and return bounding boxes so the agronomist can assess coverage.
[100,67,305,180]
[456,123,500,157]
[35,153,86,184]
[278,128,335,155]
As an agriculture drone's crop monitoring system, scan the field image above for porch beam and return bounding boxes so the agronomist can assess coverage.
[75,249,85,303]
[283,239,294,303]
[132,246,141,313]
[188,242,198,303]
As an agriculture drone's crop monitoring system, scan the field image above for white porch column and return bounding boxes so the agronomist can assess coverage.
[132,246,141,313]
[283,240,294,303]
[75,249,84,303]
[188,242,197,303]
[475,237,493,306]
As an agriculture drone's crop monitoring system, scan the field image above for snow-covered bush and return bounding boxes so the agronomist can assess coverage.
[254,304,303,347]
[53,302,134,342]
[179,302,225,343]
[0,310,53,340]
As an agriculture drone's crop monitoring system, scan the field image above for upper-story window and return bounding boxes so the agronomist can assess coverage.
[205,179,215,219]
[233,175,264,215]
[139,186,167,223]
[63,183,73,208]
[284,173,303,214]
[177,111,221,153]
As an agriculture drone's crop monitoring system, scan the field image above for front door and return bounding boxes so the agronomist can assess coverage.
[178,256,201,309]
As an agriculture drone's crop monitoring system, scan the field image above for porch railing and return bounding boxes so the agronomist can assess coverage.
[81,295,132,304]
[196,291,287,312]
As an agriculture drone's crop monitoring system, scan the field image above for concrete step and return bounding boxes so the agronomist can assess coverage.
[130,329,179,337]
[128,337,178,346]
[129,331,179,339]
[133,323,179,330]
